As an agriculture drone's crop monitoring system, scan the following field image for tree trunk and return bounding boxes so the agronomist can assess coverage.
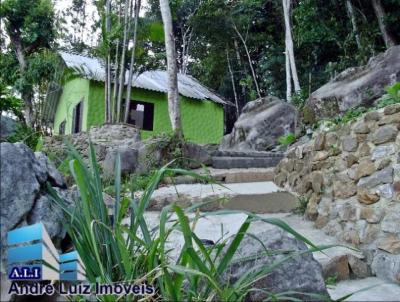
[346,0,361,50]
[234,39,246,103]
[282,0,300,93]
[371,0,396,48]
[160,0,183,137]
[181,27,192,74]
[105,0,112,123]
[13,37,33,126]
[232,24,262,99]
[111,1,123,122]
[226,50,240,118]
[116,0,131,123]
[285,45,292,102]
[124,0,141,123]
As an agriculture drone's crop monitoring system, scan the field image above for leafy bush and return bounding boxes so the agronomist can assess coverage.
[6,124,41,150]
[0,81,24,120]
[291,89,308,109]
[48,144,335,301]
[104,171,157,197]
[146,132,195,169]
[376,82,400,108]
[129,171,157,192]
[331,106,368,125]
[278,133,296,146]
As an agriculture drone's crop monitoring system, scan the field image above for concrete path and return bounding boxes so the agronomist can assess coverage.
[138,211,400,301]
[163,167,275,184]
[149,181,298,212]
[142,211,363,262]
[328,277,400,301]
[138,179,400,301]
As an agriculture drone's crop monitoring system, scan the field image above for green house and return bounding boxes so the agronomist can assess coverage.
[45,52,230,144]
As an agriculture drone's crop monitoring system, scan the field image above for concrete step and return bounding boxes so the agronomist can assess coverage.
[141,211,366,276]
[147,181,298,212]
[214,150,284,158]
[212,156,282,169]
[163,167,275,185]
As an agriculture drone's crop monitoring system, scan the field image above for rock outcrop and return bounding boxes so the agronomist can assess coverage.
[43,123,141,164]
[44,124,212,176]
[220,97,298,151]
[222,228,328,300]
[0,142,72,270]
[304,45,400,122]
[274,104,400,283]
[0,116,18,141]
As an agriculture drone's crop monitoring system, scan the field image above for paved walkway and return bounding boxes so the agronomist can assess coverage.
[150,181,298,212]
[137,176,400,301]
[328,277,400,301]
[140,211,400,301]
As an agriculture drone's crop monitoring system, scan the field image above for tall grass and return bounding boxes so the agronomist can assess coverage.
[48,143,335,301]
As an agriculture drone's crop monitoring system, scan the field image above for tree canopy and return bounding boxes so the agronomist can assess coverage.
[1,0,399,130]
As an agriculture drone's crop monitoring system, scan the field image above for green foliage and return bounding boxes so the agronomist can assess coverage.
[377,82,400,108]
[293,196,309,216]
[278,133,296,146]
[129,171,157,192]
[0,82,24,120]
[325,275,338,288]
[146,132,188,168]
[332,107,369,125]
[6,124,41,150]
[47,144,337,301]
[35,135,44,152]
[0,0,56,48]
[1,0,58,127]
[291,90,309,109]
[104,171,157,197]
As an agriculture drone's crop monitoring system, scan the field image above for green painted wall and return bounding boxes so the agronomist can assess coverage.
[54,78,90,134]
[60,79,224,144]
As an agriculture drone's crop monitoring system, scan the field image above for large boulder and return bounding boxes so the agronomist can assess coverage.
[0,116,18,141]
[220,97,298,151]
[103,147,139,177]
[134,137,213,173]
[43,123,141,165]
[304,45,400,122]
[371,251,400,284]
[0,142,72,270]
[182,142,212,169]
[89,123,141,147]
[222,228,329,301]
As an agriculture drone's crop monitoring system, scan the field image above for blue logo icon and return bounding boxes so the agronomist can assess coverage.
[7,223,85,281]
[60,251,86,281]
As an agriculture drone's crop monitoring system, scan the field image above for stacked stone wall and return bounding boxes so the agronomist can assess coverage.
[275,104,400,282]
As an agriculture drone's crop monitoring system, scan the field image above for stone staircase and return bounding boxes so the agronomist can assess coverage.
[142,208,400,301]
[163,167,276,185]
[211,150,284,169]
[141,175,400,301]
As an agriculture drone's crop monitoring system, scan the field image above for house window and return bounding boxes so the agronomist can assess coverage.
[59,120,66,135]
[124,100,154,131]
[72,101,83,134]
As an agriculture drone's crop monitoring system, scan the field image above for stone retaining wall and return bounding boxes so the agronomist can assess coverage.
[274,103,400,282]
